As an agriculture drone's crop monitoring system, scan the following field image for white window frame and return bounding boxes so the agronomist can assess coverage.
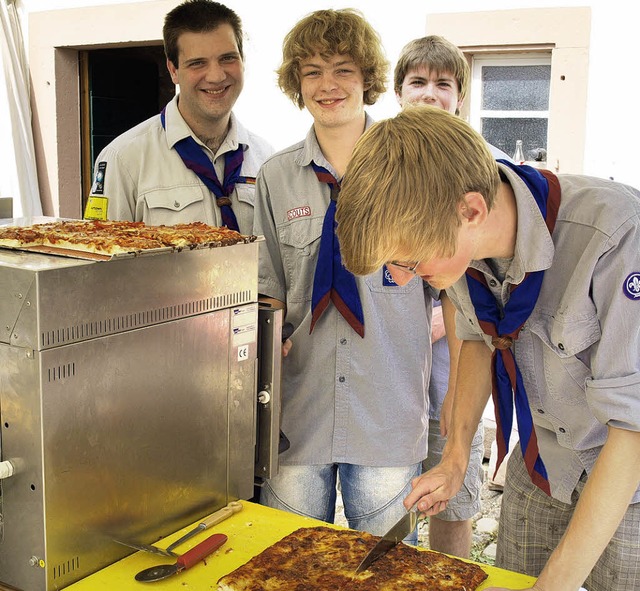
[469,53,552,154]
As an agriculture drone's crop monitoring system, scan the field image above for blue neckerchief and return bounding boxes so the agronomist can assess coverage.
[161,108,241,231]
[309,162,364,337]
[466,161,561,496]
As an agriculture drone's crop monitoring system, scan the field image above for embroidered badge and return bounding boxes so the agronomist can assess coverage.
[287,206,311,221]
[623,272,640,300]
[382,265,398,286]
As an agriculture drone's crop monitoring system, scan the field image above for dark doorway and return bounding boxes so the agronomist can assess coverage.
[80,46,175,205]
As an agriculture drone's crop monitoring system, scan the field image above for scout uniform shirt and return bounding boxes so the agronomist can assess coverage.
[447,162,640,504]
[253,120,435,467]
[88,94,274,234]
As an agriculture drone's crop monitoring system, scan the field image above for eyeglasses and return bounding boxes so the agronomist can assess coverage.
[387,260,420,275]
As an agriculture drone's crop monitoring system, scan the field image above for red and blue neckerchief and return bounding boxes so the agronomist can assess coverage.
[160,108,242,231]
[309,162,365,337]
[466,161,561,496]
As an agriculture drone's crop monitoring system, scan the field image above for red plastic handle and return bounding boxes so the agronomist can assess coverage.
[176,533,228,570]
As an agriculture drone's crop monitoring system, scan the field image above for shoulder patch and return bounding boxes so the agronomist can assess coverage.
[623,272,640,300]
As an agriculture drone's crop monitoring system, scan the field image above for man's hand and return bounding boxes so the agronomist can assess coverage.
[404,457,466,516]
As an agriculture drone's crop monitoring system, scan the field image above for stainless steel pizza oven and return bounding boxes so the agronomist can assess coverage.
[0,227,282,591]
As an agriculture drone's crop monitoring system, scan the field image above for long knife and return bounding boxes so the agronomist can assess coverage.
[165,501,242,553]
[354,504,419,574]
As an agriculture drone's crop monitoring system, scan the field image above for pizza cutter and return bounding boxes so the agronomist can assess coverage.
[135,532,227,583]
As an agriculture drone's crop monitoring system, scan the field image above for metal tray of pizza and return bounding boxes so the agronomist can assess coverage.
[0,217,258,261]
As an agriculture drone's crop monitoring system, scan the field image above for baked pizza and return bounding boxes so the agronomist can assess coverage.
[217,526,487,591]
[0,220,255,256]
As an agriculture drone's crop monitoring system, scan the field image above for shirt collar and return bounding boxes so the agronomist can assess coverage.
[163,94,246,155]
[296,112,374,177]
[469,162,556,285]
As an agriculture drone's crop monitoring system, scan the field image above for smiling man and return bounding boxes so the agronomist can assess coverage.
[87,0,273,232]
[253,10,439,544]
[336,105,640,591]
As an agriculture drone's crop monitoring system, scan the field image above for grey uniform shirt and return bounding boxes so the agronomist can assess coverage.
[253,119,434,466]
[90,94,274,234]
[447,162,640,504]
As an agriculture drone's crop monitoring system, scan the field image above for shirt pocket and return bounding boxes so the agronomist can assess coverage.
[529,311,601,404]
[235,184,255,207]
[142,190,205,225]
[364,268,423,294]
[277,216,324,303]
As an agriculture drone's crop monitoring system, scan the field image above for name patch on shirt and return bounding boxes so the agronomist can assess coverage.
[623,272,640,300]
[287,206,311,221]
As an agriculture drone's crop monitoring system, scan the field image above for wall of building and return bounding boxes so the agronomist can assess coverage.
[20,0,640,216]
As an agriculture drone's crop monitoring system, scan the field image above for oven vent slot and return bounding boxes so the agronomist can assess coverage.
[52,556,80,581]
[47,363,76,383]
[39,291,254,347]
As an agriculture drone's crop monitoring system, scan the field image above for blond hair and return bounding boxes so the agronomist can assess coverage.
[277,9,388,109]
[336,105,499,276]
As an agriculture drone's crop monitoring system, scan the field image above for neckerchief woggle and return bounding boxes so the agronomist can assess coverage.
[309,162,365,337]
[160,108,242,231]
[465,160,561,496]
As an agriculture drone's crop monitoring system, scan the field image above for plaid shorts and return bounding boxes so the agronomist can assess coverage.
[496,444,640,591]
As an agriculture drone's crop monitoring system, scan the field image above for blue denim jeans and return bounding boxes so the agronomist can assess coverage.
[260,463,422,544]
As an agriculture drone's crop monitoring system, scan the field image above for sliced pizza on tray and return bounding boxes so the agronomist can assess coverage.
[0,220,256,257]
[217,526,487,591]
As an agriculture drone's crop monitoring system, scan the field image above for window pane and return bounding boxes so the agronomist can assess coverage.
[482,65,551,111]
[481,118,548,160]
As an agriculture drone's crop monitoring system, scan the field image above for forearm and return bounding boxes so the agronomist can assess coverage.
[441,294,461,394]
[405,338,492,512]
[444,339,492,460]
[536,427,640,591]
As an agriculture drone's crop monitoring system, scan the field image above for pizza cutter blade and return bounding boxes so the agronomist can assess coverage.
[135,533,227,583]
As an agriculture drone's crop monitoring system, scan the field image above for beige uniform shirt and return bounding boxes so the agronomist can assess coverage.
[89,94,274,235]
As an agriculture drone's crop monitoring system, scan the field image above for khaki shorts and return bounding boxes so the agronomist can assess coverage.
[496,444,640,591]
[422,418,484,521]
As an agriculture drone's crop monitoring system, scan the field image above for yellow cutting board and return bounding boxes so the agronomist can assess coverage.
[67,501,536,590]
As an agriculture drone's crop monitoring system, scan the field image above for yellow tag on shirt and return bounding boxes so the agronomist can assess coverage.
[84,196,109,220]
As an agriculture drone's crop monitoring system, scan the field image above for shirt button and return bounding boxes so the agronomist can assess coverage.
[558,427,566,433]
[558,343,565,351]
[489,279,498,287]
[340,338,347,345]
[338,376,346,383]
[537,408,545,414]
[174,201,180,208]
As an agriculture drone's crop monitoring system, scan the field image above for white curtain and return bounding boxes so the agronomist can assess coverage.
[0,0,41,218]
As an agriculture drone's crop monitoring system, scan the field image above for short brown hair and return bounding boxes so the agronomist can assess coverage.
[277,9,388,109]
[336,105,499,276]
[163,0,243,68]
[394,36,469,104]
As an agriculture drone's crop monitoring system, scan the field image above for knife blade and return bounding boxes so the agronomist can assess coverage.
[354,505,419,574]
